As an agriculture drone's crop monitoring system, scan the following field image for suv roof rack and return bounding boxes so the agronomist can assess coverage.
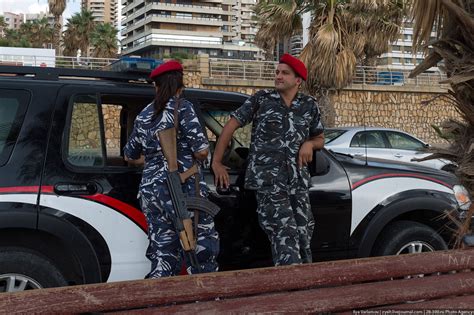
[0,65,151,82]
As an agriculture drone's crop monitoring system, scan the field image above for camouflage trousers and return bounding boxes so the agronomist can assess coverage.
[140,185,219,278]
[255,190,314,266]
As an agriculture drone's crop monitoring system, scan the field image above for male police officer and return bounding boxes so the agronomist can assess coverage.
[212,54,324,266]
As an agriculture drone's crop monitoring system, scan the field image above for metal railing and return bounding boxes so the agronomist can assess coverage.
[0,54,199,72]
[0,54,118,70]
[209,59,277,81]
[209,58,449,88]
[0,54,449,88]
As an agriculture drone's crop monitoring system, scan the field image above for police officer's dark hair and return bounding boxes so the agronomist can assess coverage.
[153,70,184,118]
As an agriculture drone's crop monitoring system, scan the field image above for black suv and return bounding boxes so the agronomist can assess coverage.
[0,66,471,292]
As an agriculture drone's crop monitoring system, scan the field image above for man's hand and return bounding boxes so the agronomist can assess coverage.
[298,141,314,168]
[212,161,231,188]
[212,117,240,189]
[298,133,325,168]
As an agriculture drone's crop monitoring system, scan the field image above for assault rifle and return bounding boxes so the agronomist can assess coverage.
[158,127,220,272]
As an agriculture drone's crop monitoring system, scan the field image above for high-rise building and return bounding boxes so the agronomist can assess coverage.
[377,21,439,71]
[82,0,118,27]
[121,0,261,59]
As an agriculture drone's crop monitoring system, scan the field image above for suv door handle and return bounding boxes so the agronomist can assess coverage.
[394,153,403,158]
[54,183,98,195]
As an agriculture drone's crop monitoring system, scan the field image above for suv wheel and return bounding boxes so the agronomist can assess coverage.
[0,248,68,292]
[373,220,447,256]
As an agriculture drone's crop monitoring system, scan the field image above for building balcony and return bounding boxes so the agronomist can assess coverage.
[148,14,223,26]
[121,29,223,46]
[124,9,224,27]
[145,2,223,15]
[121,33,225,55]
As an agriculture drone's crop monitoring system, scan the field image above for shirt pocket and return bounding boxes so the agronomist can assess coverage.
[256,111,283,144]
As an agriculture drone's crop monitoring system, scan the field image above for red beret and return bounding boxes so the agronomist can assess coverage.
[149,60,183,80]
[279,53,307,81]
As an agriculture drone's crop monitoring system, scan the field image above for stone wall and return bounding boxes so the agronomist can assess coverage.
[331,89,459,145]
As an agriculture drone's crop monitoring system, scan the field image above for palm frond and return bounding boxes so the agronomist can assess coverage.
[411,0,441,52]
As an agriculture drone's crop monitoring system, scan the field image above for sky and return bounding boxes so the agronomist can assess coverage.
[1,0,81,21]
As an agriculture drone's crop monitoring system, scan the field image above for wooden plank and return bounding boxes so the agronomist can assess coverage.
[0,249,473,314]
[117,272,474,314]
[371,294,474,310]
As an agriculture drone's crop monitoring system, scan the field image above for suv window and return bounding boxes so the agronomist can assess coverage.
[0,89,30,166]
[66,93,149,168]
[201,110,250,170]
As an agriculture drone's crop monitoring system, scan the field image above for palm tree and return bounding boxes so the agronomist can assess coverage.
[91,23,118,58]
[62,10,96,57]
[48,0,66,54]
[0,16,7,38]
[409,0,474,243]
[253,0,407,125]
[31,18,54,48]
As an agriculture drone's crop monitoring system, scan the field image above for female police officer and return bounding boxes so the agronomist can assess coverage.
[124,60,219,278]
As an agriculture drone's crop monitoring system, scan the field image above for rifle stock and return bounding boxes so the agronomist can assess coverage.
[158,128,178,171]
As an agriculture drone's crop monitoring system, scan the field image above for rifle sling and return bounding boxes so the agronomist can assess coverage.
[172,100,201,244]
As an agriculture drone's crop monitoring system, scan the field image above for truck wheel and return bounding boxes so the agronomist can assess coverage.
[373,220,447,256]
[0,248,68,292]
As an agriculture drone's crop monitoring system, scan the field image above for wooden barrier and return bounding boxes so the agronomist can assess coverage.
[1,248,473,314]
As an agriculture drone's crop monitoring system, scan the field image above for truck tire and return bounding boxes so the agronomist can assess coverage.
[0,248,68,292]
[373,220,447,256]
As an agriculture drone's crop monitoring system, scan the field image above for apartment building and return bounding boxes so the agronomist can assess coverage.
[121,0,261,59]
[3,12,23,30]
[82,0,118,27]
[24,12,55,26]
[377,21,438,71]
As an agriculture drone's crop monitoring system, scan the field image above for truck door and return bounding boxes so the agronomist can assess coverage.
[40,84,154,282]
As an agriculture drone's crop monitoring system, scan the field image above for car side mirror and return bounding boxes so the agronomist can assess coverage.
[309,150,330,177]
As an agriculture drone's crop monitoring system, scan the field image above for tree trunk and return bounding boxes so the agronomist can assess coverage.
[53,15,62,55]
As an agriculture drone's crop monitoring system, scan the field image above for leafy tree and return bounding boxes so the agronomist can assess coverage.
[0,16,7,38]
[409,0,474,242]
[29,18,54,48]
[91,23,118,58]
[1,19,54,48]
[62,10,96,56]
[253,0,408,125]
[3,28,30,47]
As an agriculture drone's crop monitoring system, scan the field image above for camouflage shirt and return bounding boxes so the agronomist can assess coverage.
[124,97,209,196]
[231,89,324,193]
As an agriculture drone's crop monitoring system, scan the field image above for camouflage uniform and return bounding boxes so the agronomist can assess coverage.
[231,89,323,266]
[124,97,219,278]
